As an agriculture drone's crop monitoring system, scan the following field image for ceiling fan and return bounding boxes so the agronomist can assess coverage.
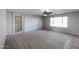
[41,9,56,16]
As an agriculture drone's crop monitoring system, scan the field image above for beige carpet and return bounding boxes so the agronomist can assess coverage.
[4,30,79,49]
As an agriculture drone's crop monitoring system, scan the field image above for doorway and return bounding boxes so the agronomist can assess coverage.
[15,16,22,32]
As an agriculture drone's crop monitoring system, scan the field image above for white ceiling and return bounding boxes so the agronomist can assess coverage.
[7,9,79,16]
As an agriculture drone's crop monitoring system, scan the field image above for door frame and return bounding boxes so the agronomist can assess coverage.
[12,14,24,34]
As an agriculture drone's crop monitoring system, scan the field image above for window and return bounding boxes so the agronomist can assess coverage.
[50,16,68,28]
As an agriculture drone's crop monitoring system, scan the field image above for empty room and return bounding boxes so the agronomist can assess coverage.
[0,9,79,49]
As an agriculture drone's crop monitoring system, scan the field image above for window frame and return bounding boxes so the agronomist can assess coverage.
[50,16,68,28]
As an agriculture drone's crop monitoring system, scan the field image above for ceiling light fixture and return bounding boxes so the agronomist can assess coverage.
[40,9,54,16]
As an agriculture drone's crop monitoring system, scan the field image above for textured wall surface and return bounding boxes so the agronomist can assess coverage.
[0,9,7,48]
[24,16,43,32]
[7,11,13,34]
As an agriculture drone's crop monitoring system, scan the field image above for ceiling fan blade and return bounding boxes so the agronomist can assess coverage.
[47,12,53,14]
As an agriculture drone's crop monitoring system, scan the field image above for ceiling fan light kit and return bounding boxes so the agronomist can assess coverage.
[41,9,55,16]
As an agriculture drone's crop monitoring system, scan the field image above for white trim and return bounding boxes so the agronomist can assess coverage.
[13,14,24,33]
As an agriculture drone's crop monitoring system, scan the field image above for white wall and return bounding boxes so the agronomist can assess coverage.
[0,9,7,48]
[7,11,43,34]
[24,16,43,32]
[43,12,79,35]
[7,11,13,34]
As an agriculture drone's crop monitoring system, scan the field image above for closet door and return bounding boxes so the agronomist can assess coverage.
[15,16,22,32]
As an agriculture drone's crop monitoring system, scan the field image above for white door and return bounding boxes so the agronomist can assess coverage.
[15,16,22,32]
